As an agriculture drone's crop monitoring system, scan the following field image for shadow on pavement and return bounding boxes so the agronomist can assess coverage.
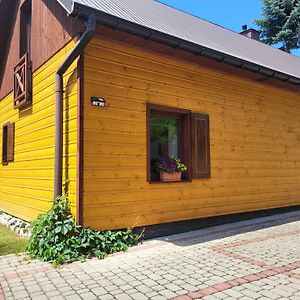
[141,208,300,248]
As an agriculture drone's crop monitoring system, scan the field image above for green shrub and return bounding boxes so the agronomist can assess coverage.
[27,196,140,265]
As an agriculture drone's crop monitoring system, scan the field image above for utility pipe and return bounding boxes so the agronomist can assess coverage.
[54,14,96,199]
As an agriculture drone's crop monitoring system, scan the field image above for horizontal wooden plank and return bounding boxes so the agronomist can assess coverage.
[83,172,300,190]
[84,143,146,156]
[84,54,300,113]
[83,180,300,205]
[82,37,300,230]
[0,39,78,223]
[84,199,300,230]
[87,40,299,101]
[84,189,300,218]
[84,130,145,145]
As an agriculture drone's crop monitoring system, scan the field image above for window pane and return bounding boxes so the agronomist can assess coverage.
[20,0,32,58]
[150,115,180,176]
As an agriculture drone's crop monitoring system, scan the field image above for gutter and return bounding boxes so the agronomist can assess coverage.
[70,6,300,86]
[54,14,96,199]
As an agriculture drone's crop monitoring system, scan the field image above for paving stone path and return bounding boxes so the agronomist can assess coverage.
[1,210,300,299]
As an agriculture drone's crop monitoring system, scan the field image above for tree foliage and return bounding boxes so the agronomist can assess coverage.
[254,0,300,52]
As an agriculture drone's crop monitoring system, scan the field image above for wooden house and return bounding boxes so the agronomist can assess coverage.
[1,0,300,235]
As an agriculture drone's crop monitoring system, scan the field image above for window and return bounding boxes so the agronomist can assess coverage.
[14,0,32,109]
[147,103,210,182]
[20,0,32,59]
[2,123,15,165]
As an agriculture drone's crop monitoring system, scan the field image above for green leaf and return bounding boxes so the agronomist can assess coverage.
[54,226,62,234]
[27,196,140,265]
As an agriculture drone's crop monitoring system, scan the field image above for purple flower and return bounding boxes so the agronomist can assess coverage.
[156,157,182,173]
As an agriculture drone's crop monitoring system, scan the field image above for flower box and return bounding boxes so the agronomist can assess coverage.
[160,171,182,182]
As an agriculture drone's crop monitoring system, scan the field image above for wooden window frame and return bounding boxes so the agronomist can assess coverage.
[146,103,211,183]
[20,0,32,59]
[146,103,192,183]
[14,0,32,110]
[2,122,15,165]
[13,53,31,109]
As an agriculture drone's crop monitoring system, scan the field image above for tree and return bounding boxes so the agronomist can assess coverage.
[254,0,300,52]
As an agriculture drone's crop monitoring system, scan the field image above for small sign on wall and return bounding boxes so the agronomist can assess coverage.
[91,97,106,107]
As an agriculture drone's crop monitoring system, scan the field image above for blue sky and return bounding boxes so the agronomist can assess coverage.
[158,0,300,57]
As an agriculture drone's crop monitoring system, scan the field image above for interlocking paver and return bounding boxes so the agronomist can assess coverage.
[31,295,47,300]
[130,292,148,300]
[92,286,107,295]
[150,296,166,300]
[79,292,97,300]
[12,290,29,299]
[1,210,300,299]
[114,294,133,300]
[158,289,178,298]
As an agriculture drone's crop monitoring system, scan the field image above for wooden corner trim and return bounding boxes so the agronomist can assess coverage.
[76,55,84,226]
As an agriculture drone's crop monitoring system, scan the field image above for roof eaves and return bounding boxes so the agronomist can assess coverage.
[56,0,75,15]
[57,1,300,85]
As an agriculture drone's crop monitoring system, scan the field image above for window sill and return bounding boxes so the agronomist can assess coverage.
[148,180,192,184]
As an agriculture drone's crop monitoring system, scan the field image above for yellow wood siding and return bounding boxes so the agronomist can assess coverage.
[0,40,78,221]
[83,37,300,230]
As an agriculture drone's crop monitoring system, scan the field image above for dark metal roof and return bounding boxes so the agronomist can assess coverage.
[57,0,300,84]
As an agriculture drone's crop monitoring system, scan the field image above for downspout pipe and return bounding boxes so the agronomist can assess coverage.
[54,14,96,199]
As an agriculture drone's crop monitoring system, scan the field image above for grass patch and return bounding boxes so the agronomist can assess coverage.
[0,224,27,256]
